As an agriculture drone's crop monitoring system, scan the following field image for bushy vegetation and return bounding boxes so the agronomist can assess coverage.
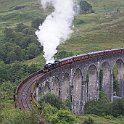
[83,117,94,124]
[84,91,124,117]
[39,93,66,110]
[84,91,111,116]
[0,61,40,83]
[55,50,73,59]
[111,98,124,117]
[0,109,38,124]
[32,18,44,29]
[0,61,41,123]
[79,0,94,14]
[42,104,77,124]
[39,93,77,124]
[0,23,42,64]
[0,60,41,112]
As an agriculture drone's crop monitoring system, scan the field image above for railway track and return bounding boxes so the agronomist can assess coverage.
[15,71,44,110]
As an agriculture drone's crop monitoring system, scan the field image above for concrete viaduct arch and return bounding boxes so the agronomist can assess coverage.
[37,50,124,114]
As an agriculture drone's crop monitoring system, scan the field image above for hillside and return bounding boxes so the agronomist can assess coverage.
[0,0,124,54]
[0,0,124,57]
[0,0,124,123]
[0,0,45,38]
[63,0,124,54]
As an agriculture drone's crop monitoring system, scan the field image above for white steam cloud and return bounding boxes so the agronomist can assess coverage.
[36,0,75,64]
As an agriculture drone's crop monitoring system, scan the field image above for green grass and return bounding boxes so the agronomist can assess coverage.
[23,53,45,67]
[87,0,124,13]
[0,0,46,35]
[60,12,124,54]
[77,115,124,124]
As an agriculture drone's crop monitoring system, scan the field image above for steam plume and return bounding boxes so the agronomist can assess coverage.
[36,0,75,64]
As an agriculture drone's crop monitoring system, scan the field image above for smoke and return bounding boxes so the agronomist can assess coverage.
[36,0,75,64]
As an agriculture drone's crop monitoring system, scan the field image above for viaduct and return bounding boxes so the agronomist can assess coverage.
[16,49,124,114]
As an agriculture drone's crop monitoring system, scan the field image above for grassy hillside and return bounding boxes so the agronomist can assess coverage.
[0,0,124,65]
[63,12,124,54]
[88,0,124,13]
[78,115,124,124]
[0,0,46,37]
[0,0,124,63]
[60,0,124,54]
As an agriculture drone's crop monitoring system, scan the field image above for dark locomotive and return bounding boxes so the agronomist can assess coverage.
[42,48,124,72]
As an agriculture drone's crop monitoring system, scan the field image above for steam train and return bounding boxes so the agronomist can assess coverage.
[43,48,124,72]
[15,48,124,110]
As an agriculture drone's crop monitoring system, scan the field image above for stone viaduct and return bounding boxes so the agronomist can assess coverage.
[36,50,124,114]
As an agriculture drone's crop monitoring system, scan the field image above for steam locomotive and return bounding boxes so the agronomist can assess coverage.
[43,48,124,72]
[43,61,60,71]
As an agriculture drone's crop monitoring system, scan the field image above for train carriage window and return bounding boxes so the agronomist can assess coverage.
[84,55,89,59]
[116,50,122,54]
[110,51,113,55]
[98,52,103,56]
[74,57,78,61]
[76,58,79,61]
[122,49,124,53]
[118,50,122,53]
[81,56,84,60]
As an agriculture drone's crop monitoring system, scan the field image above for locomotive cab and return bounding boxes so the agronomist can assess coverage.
[43,63,52,70]
[43,60,60,72]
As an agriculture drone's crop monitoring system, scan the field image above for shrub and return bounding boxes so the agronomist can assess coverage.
[42,104,76,124]
[2,23,42,63]
[0,109,38,124]
[79,0,93,14]
[32,18,44,29]
[111,97,124,117]
[54,109,76,124]
[84,91,111,116]
[39,93,65,110]
[83,117,94,124]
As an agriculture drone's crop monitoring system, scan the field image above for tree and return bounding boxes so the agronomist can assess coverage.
[1,43,22,63]
[0,44,6,62]
[32,18,44,29]
[39,93,65,110]
[6,51,18,64]
[111,97,124,117]
[52,109,76,124]
[3,28,15,39]
[0,81,16,101]
[2,23,43,63]
[26,43,41,59]
[84,91,111,116]
[15,23,28,32]
[79,0,93,14]
[14,32,29,49]
[0,109,38,124]
[42,104,76,124]
[0,61,8,82]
